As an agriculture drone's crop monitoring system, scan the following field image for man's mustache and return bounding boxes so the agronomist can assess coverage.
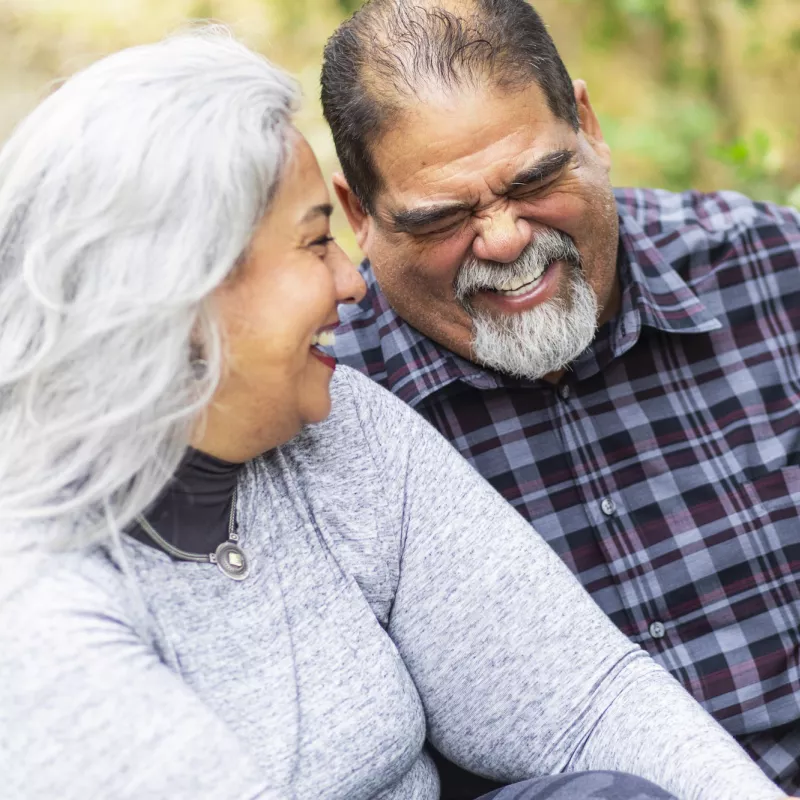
[454,229,582,304]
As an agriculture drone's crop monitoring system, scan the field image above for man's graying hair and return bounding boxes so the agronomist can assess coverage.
[321,0,578,214]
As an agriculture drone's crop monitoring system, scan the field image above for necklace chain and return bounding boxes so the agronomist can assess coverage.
[135,487,249,581]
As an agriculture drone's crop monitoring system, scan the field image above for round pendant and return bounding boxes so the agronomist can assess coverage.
[213,542,250,581]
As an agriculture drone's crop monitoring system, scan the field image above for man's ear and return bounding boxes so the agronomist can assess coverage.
[573,79,612,170]
[333,173,371,251]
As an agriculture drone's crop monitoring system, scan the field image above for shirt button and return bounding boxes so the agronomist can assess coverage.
[559,384,571,400]
[600,498,616,516]
[649,621,666,639]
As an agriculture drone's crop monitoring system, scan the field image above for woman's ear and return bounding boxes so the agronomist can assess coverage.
[573,79,612,171]
[333,173,371,251]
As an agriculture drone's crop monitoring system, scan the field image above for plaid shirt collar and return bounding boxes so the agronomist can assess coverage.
[357,196,723,408]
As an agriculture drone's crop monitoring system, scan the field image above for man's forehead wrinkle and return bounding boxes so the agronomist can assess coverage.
[381,157,486,216]
[378,123,547,196]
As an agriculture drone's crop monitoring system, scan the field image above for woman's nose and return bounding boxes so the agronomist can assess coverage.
[331,242,366,305]
[472,211,532,264]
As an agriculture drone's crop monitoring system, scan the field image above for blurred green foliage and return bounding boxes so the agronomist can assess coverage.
[336,0,363,13]
[562,0,798,207]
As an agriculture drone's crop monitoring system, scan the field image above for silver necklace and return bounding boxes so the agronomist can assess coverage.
[135,487,250,581]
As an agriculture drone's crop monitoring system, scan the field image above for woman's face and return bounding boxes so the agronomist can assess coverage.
[197,133,366,461]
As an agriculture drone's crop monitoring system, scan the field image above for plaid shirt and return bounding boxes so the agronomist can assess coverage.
[333,188,800,792]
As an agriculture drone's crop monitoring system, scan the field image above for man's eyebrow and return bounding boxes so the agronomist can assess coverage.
[506,149,574,191]
[387,150,575,232]
[301,203,334,224]
[390,202,473,233]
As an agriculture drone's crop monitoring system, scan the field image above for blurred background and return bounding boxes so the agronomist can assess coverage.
[1,0,798,258]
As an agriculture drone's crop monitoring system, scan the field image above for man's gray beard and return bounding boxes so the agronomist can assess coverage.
[455,231,599,380]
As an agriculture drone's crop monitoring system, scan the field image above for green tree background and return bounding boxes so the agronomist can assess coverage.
[1,0,798,258]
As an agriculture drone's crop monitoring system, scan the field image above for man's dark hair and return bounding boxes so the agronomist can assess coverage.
[321,0,579,214]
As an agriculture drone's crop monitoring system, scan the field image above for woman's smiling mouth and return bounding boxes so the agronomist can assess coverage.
[310,326,338,370]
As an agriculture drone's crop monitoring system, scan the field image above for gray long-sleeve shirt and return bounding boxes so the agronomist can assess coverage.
[0,366,784,800]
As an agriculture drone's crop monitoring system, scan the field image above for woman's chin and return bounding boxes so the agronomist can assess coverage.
[300,390,333,428]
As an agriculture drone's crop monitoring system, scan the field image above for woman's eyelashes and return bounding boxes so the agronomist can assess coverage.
[309,235,335,248]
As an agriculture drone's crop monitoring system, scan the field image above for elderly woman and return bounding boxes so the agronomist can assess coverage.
[0,29,787,800]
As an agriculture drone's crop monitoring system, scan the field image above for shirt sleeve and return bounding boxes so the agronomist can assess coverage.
[0,558,273,800]
[342,368,784,800]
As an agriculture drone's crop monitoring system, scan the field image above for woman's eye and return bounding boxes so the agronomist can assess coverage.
[309,235,335,248]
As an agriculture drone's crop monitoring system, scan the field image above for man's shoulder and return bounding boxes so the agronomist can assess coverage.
[616,186,799,241]
[616,187,800,288]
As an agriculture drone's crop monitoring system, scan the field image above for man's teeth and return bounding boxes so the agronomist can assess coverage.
[493,266,547,296]
[311,330,336,347]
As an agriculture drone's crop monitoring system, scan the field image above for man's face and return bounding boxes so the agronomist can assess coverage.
[336,80,620,380]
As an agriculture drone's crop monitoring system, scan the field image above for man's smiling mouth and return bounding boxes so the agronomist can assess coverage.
[485,262,551,296]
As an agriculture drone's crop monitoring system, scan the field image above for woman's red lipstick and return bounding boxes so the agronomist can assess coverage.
[310,348,336,370]
[310,323,338,371]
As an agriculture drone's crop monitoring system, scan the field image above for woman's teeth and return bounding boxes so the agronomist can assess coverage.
[492,265,548,296]
[311,330,336,347]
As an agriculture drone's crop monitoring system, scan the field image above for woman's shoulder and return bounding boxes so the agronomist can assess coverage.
[0,546,156,738]
[0,545,149,655]
[324,365,435,455]
[272,364,410,528]
[328,363,405,420]
[280,364,461,515]
[259,367,416,624]
[284,364,442,500]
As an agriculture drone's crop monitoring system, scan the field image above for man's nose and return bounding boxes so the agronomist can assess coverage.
[472,210,532,263]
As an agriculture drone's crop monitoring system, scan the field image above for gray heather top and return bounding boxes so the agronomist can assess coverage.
[0,367,783,800]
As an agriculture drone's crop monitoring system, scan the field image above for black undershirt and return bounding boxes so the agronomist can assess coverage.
[129,448,242,555]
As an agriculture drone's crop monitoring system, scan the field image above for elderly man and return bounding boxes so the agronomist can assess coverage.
[321,0,800,795]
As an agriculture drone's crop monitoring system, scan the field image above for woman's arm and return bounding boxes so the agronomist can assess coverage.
[0,558,272,800]
[344,368,784,800]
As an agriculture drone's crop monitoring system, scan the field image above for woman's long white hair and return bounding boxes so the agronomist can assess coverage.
[0,27,299,552]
